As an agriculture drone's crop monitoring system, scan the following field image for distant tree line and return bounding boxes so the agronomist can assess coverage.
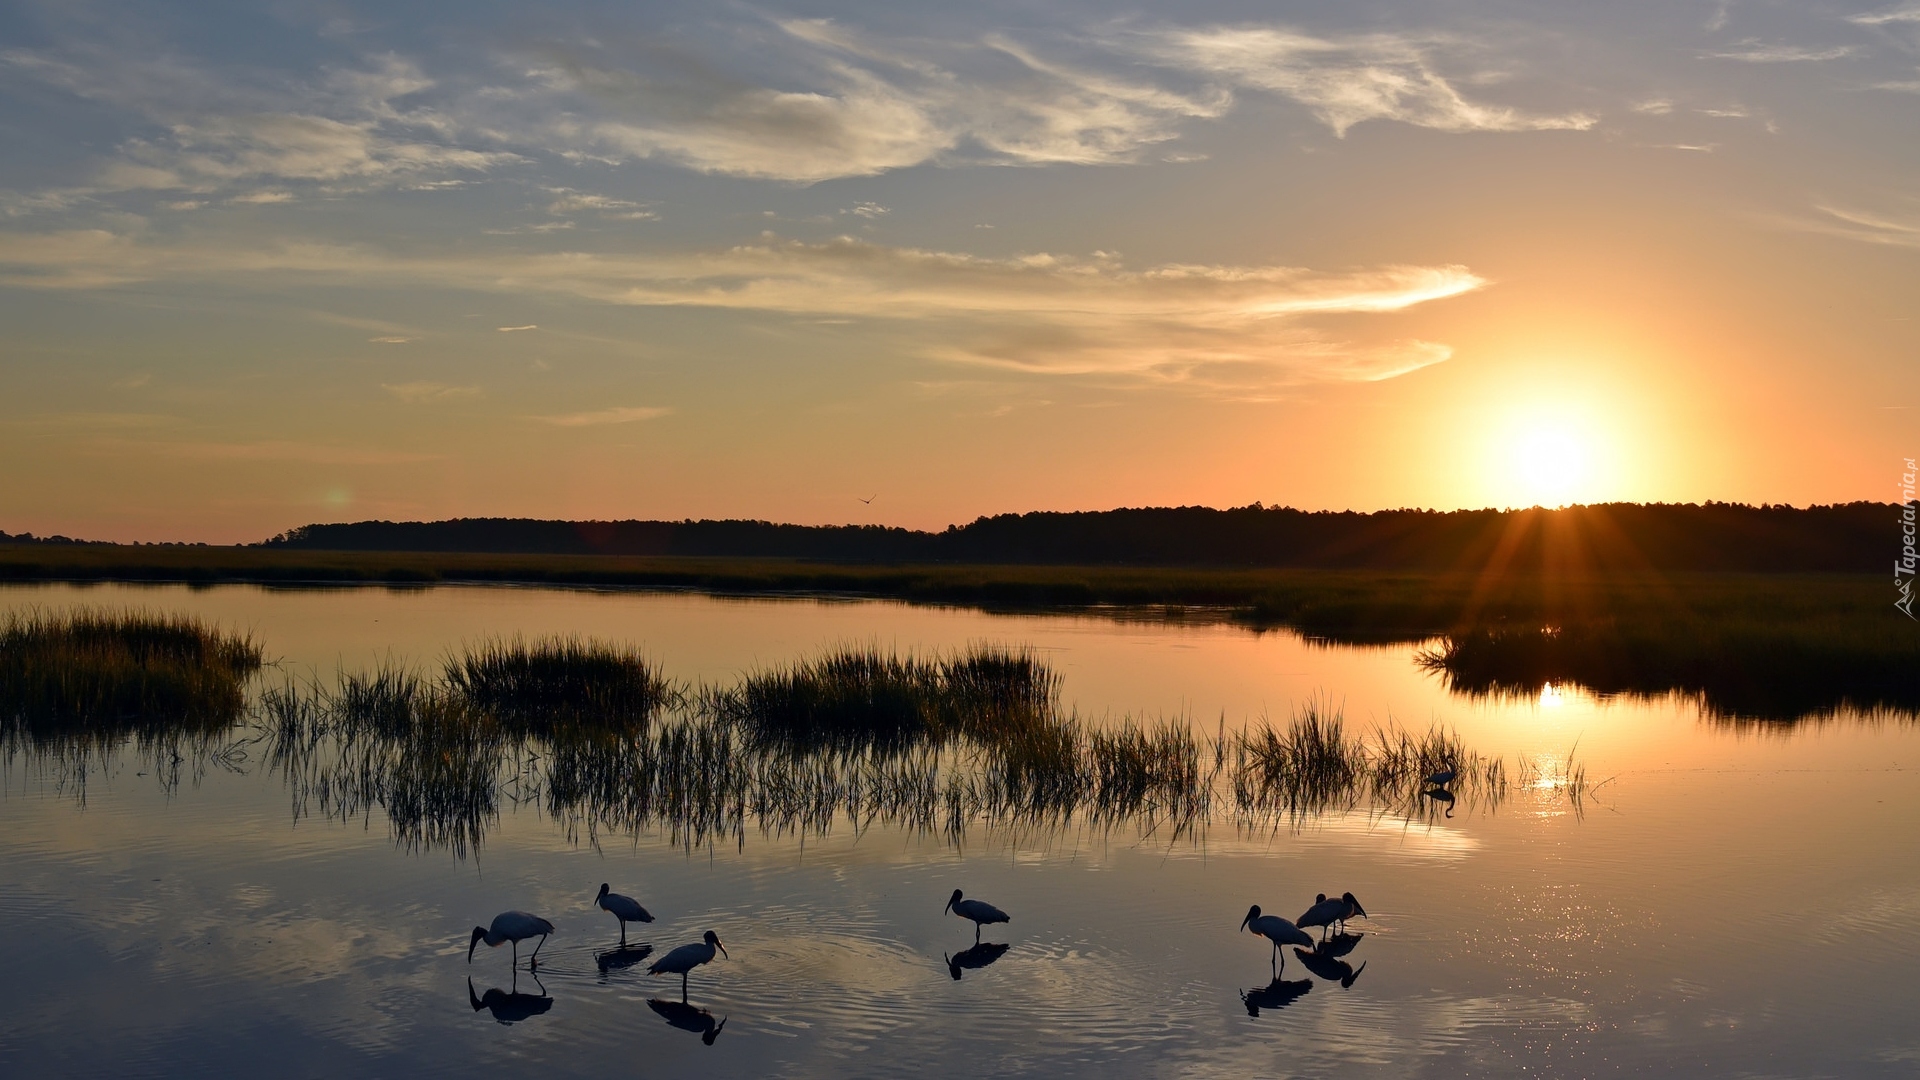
[256,502,1906,573]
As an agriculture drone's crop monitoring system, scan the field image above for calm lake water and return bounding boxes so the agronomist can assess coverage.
[3,582,1917,1078]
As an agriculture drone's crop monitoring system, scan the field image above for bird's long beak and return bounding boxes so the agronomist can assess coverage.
[944,898,953,914]
[1354,902,1368,919]
[469,978,483,1010]
[468,927,485,962]
[1239,914,1251,932]
[716,938,729,959]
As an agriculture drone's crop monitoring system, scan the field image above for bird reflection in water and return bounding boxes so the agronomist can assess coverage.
[1423,787,1456,818]
[594,942,654,975]
[945,941,1010,980]
[469,973,553,1025]
[1292,945,1367,989]
[1314,931,1364,959]
[1240,977,1312,1017]
[648,998,727,1045]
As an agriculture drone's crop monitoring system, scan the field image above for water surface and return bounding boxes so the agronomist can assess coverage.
[3,583,1915,1077]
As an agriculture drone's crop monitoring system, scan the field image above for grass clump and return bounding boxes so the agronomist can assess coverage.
[0,608,260,748]
[445,636,673,734]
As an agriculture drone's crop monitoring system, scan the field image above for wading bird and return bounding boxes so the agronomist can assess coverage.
[650,930,727,1000]
[596,882,655,944]
[1240,905,1314,975]
[1425,767,1458,787]
[945,889,1010,943]
[1298,892,1367,938]
[468,910,554,970]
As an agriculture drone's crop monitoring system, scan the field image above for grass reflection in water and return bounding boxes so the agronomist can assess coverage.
[258,641,1553,855]
[4,613,1583,855]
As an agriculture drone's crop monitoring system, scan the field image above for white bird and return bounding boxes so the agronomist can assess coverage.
[1240,905,1314,975]
[468,910,554,969]
[1298,892,1368,938]
[650,930,728,999]
[945,889,1010,943]
[596,882,655,944]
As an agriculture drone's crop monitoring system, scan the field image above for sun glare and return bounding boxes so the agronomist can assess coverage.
[1487,403,1618,508]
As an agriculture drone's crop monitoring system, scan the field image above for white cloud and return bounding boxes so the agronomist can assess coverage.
[532,405,671,426]
[544,189,655,220]
[1131,26,1596,136]
[1850,5,1920,25]
[0,229,1481,388]
[1809,203,1920,247]
[525,20,1228,181]
[1703,43,1855,62]
[381,381,478,402]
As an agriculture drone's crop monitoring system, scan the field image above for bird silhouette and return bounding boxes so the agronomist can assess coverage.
[1425,767,1458,787]
[1298,892,1368,938]
[1240,905,1314,976]
[1423,787,1457,817]
[469,974,552,1025]
[944,941,1011,980]
[1315,931,1366,959]
[946,889,1010,943]
[1294,946,1367,989]
[858,494,878,504]
[468,910,554,970]
[594,942,654,975]
[650,930,728,1001]
[1241,976,1312,1016]
[649,998,727,1045]
[595,883,655,945]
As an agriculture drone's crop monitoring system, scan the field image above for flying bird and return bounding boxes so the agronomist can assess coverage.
[596,882,655,944]
[468,910,554,970]
[858,494,878,504]
[945,889,1010,943]
[650,930,728,1000]
[1240,905,1314,975]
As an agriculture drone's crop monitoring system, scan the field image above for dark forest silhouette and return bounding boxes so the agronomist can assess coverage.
[255,502,1898,573]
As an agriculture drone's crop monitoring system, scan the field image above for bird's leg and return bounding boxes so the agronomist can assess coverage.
[530,933,548,969]
[620,920,627,946]
[974,923,982,944]
[681,971,689,1004]
[512,941,520,968]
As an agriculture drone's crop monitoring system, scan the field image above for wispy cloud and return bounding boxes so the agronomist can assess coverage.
[0,228,1482,387]
[1703,43,1855,63]
[526,19,1230,181]
[1808,203,1920,247]
[496,324,538,332]
[1850,5,1920,25]
[381,381,478,402]
[532,405,671,426]
[1129,25,1596,136]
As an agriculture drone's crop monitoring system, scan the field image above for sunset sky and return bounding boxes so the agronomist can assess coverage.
[2,0,1916,542]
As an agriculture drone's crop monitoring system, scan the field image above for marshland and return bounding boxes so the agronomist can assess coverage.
[1,582,1914,1078]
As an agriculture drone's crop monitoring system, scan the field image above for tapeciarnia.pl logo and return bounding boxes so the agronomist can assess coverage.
[1899,457,1917,619]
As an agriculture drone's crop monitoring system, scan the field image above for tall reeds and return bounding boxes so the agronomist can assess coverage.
[2,621,1587,855]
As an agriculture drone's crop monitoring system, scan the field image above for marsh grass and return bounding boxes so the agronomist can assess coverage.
[250,645,1584,855]
[1418,617,1920,721]
[0,619,1589,855]
[0,609,261,796]
[445,636,673,735]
